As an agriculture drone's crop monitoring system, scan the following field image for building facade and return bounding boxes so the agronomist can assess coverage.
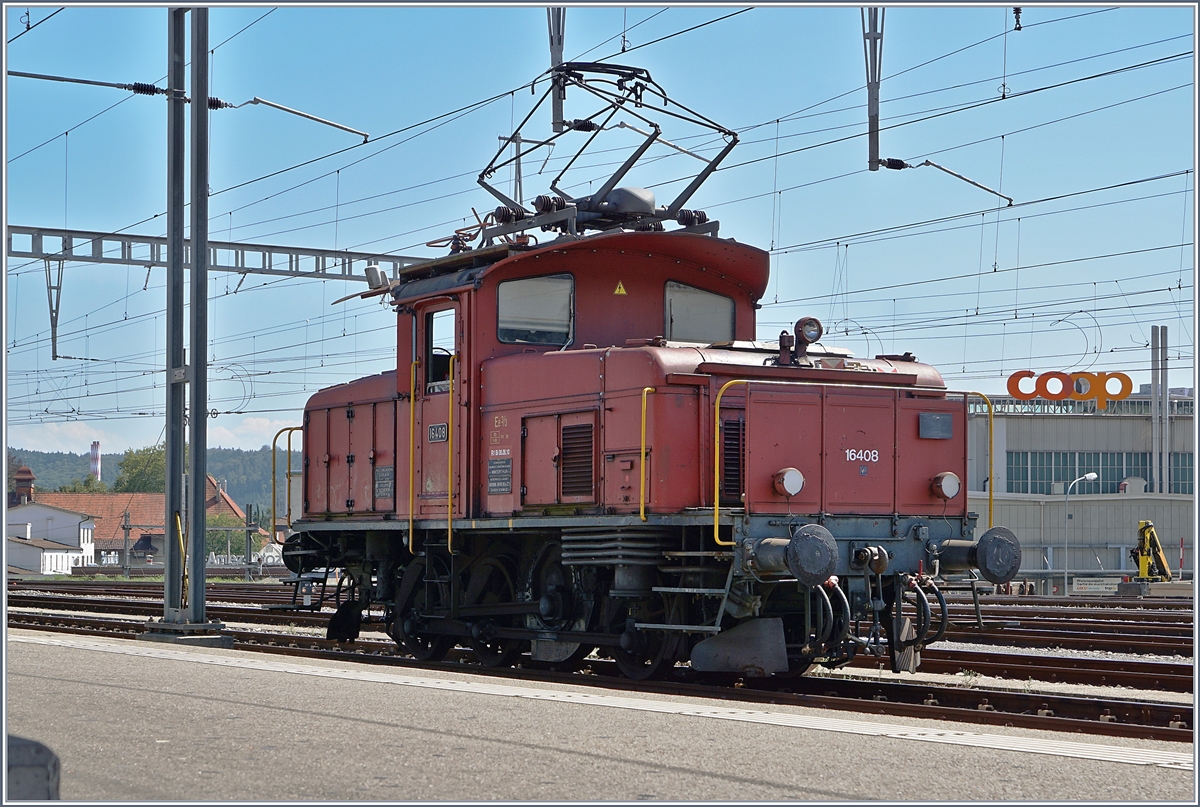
[967,387,1193,592]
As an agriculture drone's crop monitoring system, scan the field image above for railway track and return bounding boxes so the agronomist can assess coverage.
[7,609,1191,743]
[847,647,1194,693]
[9,584,1193,654]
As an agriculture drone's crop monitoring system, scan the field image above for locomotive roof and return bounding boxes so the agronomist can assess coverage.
[389,230,770,304]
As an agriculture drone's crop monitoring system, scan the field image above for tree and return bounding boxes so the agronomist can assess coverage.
[112,443,167,493]
[7,450,19,492]
[204,513,260,560]
[57,474,108,493]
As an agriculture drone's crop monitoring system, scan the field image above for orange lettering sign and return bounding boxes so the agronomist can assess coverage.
[1006,371,1133,410]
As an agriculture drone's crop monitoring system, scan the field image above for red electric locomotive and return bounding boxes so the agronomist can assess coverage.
[284,63,1020,678]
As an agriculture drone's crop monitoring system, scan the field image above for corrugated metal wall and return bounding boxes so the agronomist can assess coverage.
[967,492,1193,577]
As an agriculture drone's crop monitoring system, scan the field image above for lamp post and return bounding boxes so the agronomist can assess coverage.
[1064,472,1099,596]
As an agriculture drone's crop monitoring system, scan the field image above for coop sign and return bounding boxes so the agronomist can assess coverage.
[1006,370,1133,410]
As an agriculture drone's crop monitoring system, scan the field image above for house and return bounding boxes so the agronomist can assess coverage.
[7,538,79,574]
[6,502,96,566]
[6,536,82,575]
[34,473,267,567]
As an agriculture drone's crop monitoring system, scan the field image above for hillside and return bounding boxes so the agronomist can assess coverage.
[8,445,302,518]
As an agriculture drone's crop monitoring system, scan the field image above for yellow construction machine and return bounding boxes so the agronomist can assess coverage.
[1130,520,1173,582]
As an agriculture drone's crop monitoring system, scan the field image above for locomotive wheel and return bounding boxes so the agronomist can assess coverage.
[528,543,595,669]
[393,558,453,662]
[465,557,522,667]
[610,594,683,680]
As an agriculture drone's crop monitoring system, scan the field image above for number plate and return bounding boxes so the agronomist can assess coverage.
[428,423,449,443]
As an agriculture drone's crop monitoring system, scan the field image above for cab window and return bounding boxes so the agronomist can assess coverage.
[497,274,573,345]
[665,281,734,343]
[425,308,456,394]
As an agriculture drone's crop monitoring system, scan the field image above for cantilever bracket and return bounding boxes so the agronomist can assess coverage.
[44,257,64,360]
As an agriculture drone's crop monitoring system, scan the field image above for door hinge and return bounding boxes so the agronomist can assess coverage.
[347,453,355,465]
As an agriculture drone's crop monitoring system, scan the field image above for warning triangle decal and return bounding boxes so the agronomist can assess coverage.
[614,281,627,295]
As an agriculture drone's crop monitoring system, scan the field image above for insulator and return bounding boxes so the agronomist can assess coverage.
[676,209,696,226]
[534,195,567,214]
[207,96,231,110]
[635,221,664,232]
[494,206,525,224]
[694,210,708,224]
[568,119,600,131]
[883,158,909,170]
[130,82,159,96]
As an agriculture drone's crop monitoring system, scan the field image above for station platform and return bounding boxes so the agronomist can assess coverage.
[5,629,1194,802]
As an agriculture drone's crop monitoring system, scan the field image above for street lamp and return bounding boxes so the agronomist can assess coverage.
[1064,472,1099,596]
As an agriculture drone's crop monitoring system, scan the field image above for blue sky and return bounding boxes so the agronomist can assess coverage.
[4,3,1196,454]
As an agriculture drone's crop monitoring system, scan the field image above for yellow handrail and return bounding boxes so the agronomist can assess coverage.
[967,391,994,529]
[713,376,970,547]
[447,354,456,554]
[640,387,654,521]
[712,379,750,545]
[408,359,418,555]
[271,426,303,545]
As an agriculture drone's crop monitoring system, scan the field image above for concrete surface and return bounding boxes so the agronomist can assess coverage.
[6,735,61,800]
[5,629,1195,802]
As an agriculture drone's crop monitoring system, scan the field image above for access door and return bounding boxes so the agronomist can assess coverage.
[416,303,463,517]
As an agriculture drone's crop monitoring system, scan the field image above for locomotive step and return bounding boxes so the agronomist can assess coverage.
[634,622,722,633]
[658,566,729,573]
[651,587,728,595]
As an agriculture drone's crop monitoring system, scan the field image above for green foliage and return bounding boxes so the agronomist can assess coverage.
[57,474,109,493]
[204,513,260,559]
[4,448,123,493]
[112,443,167,493]
[7,450,19,492]
[7,444,301,517]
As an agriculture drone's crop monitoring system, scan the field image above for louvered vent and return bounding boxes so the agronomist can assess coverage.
[560,423,594,499]
[721,418,745,506]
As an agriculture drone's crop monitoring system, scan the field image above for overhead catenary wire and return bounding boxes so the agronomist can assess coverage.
[11,7,1190,427]
[6,7,64,44]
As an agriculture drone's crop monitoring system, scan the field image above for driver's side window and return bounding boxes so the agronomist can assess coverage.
[425,308,456,394]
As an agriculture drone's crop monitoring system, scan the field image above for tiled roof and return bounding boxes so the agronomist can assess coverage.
[7,538,79,552]
[35,492,164,551]
[34,475,266,552]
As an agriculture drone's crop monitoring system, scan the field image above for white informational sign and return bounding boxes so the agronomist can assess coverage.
[1072,578,1122,593]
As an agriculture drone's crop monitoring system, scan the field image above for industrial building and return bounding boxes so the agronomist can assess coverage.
[967,382,1193,593]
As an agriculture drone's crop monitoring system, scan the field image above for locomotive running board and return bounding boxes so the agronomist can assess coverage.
[293,512,739,533]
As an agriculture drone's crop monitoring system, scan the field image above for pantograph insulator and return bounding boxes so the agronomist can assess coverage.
[493,206,527,224]
[534,195,566,214]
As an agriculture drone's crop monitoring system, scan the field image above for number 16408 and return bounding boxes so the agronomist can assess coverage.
[845,448,879,462]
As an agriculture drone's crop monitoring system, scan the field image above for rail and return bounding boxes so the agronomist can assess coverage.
[712,377,969,547]
[270,426,303,544]
[640,387,654,522]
